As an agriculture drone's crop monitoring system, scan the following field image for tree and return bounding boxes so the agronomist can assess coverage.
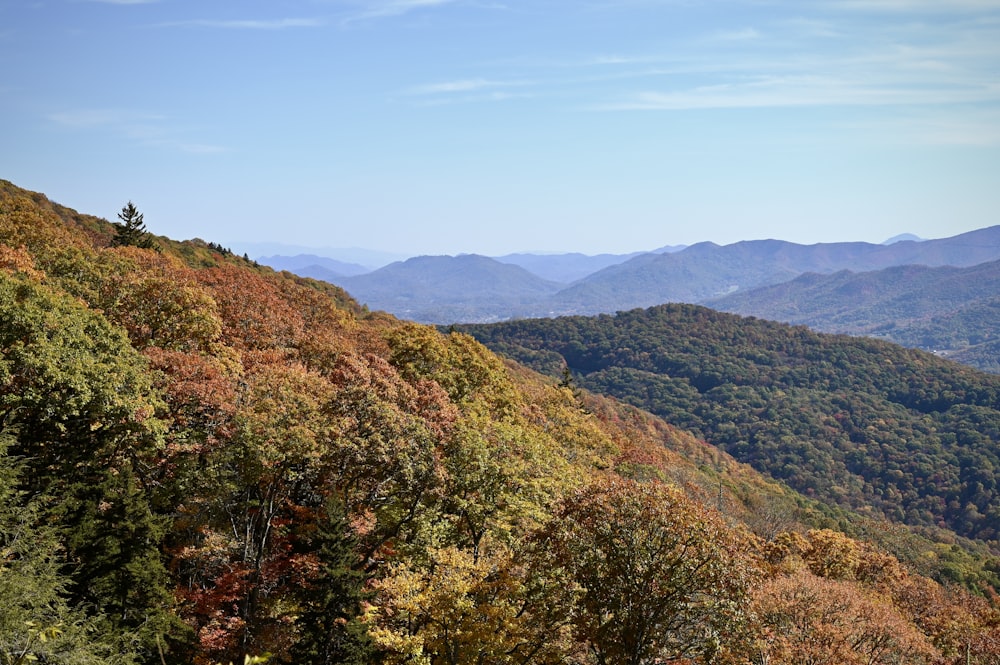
[292,496,373,665]
[113,201,155,249]
[745,568,939,665]
[535,478,763,665]
[0,272,181,661]
[0,434,138,665]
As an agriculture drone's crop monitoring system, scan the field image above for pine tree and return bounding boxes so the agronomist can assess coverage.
[0,433,139,665]
[292,496,373,665]
[113,201,155,249]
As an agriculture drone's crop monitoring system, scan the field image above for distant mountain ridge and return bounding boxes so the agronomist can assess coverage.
[259,253,372,277]
[257,226,1000,374]
[709,260,1000,373]
[492,251,646,283]
[532,227,1000,318]
[333,254,563,323]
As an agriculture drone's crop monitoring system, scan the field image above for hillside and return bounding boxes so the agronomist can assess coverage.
[459,305,1000,551]
[3,179,999,664]
[709,261,1000,372]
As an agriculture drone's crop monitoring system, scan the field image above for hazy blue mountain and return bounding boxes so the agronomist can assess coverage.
[492,251,644,283]
[258,254,372,277]
[234,242,407,268]
[333,254,563,324]
[882,233,925,245]
[248,227,1000,335]
[708,260,1000,331]
[534,226,1000,317]
[651,243,689,253]
[708,260,1000,373]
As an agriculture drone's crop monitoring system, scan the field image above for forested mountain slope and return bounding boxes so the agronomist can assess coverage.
[709,260,1000,373]
[2,179,999,665]
[460,305,1000,550]
[535,229,1000,317]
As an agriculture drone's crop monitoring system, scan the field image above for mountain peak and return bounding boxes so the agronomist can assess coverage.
[882,233,925,245]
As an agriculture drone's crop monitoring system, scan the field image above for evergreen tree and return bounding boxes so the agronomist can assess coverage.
[292,496,373,665]
[0,433,138,665]
[113,201,155,249]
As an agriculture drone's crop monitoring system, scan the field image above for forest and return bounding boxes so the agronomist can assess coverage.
[459,307,1000,552]
[2,178,999,664]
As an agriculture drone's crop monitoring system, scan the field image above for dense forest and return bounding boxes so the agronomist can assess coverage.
[2,179,1000,664]
[459,307,1000,553]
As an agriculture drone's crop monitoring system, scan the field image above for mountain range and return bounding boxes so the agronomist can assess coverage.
[260,227,1000,324]
[709,260,1000,373]
[258,227,1000,373]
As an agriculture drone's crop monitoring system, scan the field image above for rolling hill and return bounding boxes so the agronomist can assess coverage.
[708,260,1000,373]
[459,304,1000,550]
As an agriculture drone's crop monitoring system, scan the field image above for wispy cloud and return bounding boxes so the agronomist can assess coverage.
[47,108,227,154]
[402,77,534,105]
[712,27,763,41]
[408,78,528,94]
[339,0,461,23]
[829,0,1000,11]
[160,18,324,29]
[602,74,1000,111]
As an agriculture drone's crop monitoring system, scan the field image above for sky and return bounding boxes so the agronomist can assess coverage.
[2,0,1000,258]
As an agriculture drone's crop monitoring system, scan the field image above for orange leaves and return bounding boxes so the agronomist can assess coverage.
[0,245,44,280]
[747,568,939,665]
[196,265,305,354]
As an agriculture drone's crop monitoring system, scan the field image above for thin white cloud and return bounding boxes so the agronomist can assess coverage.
[401,77,534,105]
[160,18,324,29]
[712,27,763,41]
[830,0,1000,11]
[602,73,1000,111]
[339,0,461,23]
[407,78,529,95]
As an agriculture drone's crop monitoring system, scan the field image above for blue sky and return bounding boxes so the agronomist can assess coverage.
[2,0,999,257]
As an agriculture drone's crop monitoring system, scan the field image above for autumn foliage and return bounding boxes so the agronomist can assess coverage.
[1,179,998,665]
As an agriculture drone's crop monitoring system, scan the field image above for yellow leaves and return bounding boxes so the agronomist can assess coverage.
[764,528,906,588]
[367,543,532,665]
[237,362,336,471]
[384,324,522,413]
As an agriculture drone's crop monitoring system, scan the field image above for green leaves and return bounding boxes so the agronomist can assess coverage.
[535,478,763,664]
[0,272,162,450]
